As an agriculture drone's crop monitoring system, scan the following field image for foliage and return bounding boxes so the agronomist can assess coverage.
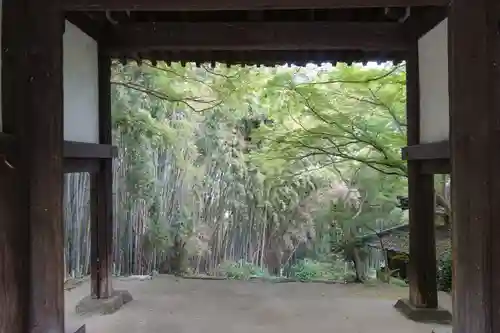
[288,259,351,282]
[437,251,452,292]
[218,260,268,280]
[63,61,410,279]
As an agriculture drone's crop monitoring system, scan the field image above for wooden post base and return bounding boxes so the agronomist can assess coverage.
[395,298,452,324]
[76,290,133,316]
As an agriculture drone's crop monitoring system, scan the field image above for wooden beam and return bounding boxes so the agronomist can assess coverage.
[91,47,114,299]
[404,40,438,310]
[64,141,118,159]
[401,140,449,160]
[64,158,100,174]
[403,6,448,38]
[64,0,449,11]
[1,0,65,332]
[448,0,500,332]
[24,0,65,329]
[1,136,117,160]
[105,22,409,52]
[0,2,28,330]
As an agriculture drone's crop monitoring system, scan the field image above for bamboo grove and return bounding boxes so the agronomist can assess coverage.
[63,61,447,280]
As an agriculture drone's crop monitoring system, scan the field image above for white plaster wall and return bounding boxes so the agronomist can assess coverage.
[64,20,99,143]
[418,18,450,143]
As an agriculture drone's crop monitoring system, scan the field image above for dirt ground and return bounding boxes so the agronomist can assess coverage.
[65,276,452,333]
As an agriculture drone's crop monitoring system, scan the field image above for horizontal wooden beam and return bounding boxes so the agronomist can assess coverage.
[402,140,449,160]
[64,0,449,11]
[64,159,100,174]
[105,22,408,52]
[64,141,118,159]
[1,135,117,169]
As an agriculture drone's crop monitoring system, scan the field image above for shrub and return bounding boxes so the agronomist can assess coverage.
[218,260,267,280]
[288,259,349,282]
[437,251,452,292]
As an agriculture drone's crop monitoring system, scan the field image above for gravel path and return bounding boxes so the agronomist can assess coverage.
[65,276,452,333]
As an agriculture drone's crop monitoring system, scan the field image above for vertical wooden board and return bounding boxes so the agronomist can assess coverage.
[97,49,113,298]
[448,0,500,332]
[407,168,437,308]
[25,0,65,331]
[90,172,99,298]
[0,166,27,333]
[1,0,65,332]
[406,39,438,308]
[0,0,30,332]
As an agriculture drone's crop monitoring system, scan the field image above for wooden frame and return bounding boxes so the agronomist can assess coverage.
[105,22,409,52]
[401,140,449,160]
[0,134,117,173]
[90,47,114,299]
[64,141,117,159]
[403,40,438,309]
[7,0,500,332]
[64,158,100,173]
[63,0,449,10]
[0,0,66,331]
[448,0,500,331]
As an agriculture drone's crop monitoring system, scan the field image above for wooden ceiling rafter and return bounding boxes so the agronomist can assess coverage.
[109,49,405,67]
[64,1,450,66]
[103,21,409,52]
[63,0,449,11]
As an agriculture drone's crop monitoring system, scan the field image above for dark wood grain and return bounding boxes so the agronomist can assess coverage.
[402,141,449,160]
[0,132,15,157]
[90,48,114,298]
[405,40,438,309]
[104,22,409,52]
[63,0,449,10]
[0,1,30,331]
[90,172,100,298]
[25,0,65,331]
[1,137,116,173]
[2,139,117,159]
[1,0,65,332]
[64,159,100,174]
[64,141,118,159]
[448,0,500,332]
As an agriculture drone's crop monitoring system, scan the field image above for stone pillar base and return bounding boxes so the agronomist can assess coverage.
[394,298,452,324]
[76,290,133,315]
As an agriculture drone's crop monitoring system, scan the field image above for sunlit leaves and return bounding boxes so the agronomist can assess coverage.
[111,61,408,274]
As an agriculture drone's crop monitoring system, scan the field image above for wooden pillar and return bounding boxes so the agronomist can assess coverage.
[448,0,500,332]
[90,48,113,299]
[405,40,438,308]
[0,0,65,332]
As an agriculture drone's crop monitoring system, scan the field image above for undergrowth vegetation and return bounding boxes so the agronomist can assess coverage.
[437,251,452,292]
